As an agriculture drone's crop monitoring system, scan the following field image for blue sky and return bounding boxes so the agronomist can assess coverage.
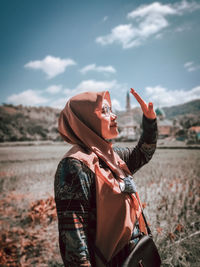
[1,0,200,110]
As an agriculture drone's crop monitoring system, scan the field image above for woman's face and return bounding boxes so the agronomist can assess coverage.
[101,99,118,139]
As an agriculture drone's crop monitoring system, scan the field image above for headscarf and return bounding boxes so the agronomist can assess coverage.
[58,91,147,265]
[58,91,130,178]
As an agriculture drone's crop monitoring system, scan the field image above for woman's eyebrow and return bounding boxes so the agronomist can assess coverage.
[102,104,111,108]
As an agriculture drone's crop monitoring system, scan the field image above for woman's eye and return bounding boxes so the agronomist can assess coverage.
[102,106,111,115]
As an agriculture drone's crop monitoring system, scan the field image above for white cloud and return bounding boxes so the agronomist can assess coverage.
[184,61,200,72]
[145,85,200,107]
[96,0,200,49]
[49,79,126,109]
[50,91,123,110]
[24,55,76,79]
[65,79,127,98]
[74,79,118,93]
[7,89,48,106]
[51,88,122,111]
[112,99,123,111]
[59,79,117,98]
[50,97,70,110]
[174,24,191,32]
[80,64,116,74]
[96,24,140,49]
[174,0,200,13]
[5,80,127,109]
[127,2,177,19]
[46,85,62,94]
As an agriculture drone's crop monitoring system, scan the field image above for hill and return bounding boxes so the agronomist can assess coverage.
[162,99,200,129]
[0,99,200,142]
[162,99,200,118]
[0,104,61,142]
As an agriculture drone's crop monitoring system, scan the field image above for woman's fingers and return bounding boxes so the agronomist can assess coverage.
[147,102,156,119]
[148,102,153,110]
[130,88,156,119]
[130,88,147,109]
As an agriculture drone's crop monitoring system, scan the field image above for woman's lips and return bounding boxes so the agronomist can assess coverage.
[111,122,117,127]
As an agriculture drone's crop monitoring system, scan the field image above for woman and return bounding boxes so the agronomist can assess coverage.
[54,88,158,266]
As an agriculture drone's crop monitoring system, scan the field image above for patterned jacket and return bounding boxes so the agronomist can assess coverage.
[54,115,158,266]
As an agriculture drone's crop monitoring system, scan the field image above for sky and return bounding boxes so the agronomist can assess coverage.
[1,0,200,111]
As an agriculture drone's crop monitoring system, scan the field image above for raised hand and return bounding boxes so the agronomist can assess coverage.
[130,88,156,120]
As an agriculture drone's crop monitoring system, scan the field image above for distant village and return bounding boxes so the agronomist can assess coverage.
[115,92,200,144]
[0,96,199,143]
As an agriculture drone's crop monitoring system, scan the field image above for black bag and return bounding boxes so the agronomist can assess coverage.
[122,234,161,267]
[94,218,161,267]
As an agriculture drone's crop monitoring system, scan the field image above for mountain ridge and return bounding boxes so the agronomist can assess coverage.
[0,99,199,142]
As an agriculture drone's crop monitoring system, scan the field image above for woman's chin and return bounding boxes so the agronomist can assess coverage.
[102,127,119,140]
[108,129,119,139]
[112,132,119,139]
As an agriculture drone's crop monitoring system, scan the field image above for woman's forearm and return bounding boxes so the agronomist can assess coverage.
[114,115,158,174]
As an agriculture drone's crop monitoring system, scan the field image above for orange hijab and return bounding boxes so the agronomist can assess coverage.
[58,91,146,264]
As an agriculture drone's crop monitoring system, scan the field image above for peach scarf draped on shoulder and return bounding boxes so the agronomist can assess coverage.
[58,91,147,265]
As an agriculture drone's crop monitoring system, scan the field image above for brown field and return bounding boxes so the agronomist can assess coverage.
[0,143,199,266]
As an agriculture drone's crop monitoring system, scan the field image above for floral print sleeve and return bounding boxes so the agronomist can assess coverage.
[54,158,96,267]
[114,115,158,174]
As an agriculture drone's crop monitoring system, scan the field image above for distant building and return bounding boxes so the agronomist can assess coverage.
[116,92,140,141]
[155,107,181,138]
[116,96,184,141]
[157,119,174,138]
[188,126,200,143]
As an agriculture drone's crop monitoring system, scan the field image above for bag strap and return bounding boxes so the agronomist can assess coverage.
[141,210,152,237]
[134,192,152,237]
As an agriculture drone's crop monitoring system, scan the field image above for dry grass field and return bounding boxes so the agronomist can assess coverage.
[0,143,199,266]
